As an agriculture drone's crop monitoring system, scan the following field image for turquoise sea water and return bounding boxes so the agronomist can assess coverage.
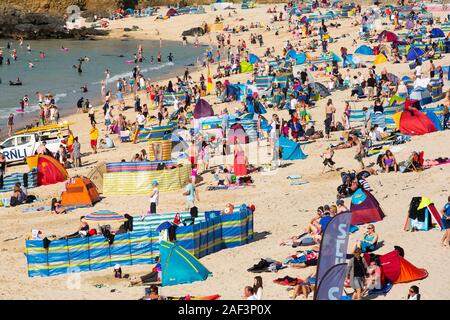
[0,38,206,128]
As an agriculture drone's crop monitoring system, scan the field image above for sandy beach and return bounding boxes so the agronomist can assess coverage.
[0,3,449,300]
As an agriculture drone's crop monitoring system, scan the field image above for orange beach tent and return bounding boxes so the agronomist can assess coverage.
[61,176,100,207]
[27,155,68,186]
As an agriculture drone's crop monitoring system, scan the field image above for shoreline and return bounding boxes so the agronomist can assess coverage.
[0,35,209,140]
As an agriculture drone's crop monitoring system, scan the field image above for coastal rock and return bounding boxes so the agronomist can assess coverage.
[0,7,109,39]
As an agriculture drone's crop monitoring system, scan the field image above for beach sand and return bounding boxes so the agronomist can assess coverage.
[0,4,449,300]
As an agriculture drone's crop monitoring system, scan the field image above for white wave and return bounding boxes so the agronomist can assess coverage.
[0,92,67,121]
[90,61,175,85]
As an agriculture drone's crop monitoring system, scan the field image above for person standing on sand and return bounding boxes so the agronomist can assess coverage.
[89,124,99,154]
[441,196,450,247]
[72,137,81,168]
[324,99,336,139]
[183,177,199,210]
[0,153,7,189]
[7,113,14,136]
[351,135,365,170]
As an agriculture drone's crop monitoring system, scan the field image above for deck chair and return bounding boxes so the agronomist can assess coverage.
[400,151,424,173]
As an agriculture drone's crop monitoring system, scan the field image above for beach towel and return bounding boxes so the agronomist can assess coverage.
[273,276,302,286]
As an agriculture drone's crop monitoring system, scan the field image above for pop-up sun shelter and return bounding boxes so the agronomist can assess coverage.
[160,241,212,286]
[276,136,307,160]
[405,197,443,231]
[392,108,437,135]
[376,249,428,284]
[27,155,69,186]
[61,176,100,208]
[193,99,214,119]
[355,45,374,55]
[350,188,385,225]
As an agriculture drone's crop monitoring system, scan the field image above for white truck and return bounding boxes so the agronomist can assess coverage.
[0,125,69,164]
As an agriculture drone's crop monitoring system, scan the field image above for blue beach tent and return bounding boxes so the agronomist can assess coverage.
[160,241,212,286]
[407,47,425,61]
[248,53,260,64]
[426,111,443,131]
[355,45,374,55]
[430,28,445,38]
[276,136,307,160]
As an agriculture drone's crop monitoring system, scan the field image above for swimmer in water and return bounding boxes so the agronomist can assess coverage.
[157,52,162,63]
[80,84,88,93]
[105,69,110,79]
[168,52,174,62]
[150,56,154,64]
[39,51,46,59]
[28,61,34,68]
[27,44,31,52]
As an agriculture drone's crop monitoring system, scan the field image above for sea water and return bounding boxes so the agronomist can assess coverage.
[0,38,206,128]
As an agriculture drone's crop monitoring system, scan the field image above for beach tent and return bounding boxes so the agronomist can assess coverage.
[246,98,267,114]
[166,8,179,17]
[430,28,445,38]
[373,53,388,65]
[87,162,106,194]
[377,30,399,43]
[276,136,307,160]
[350,189,385,225]
[389,94,406,106]
[193,99,214,119]
[343,54,358,67]
[409,87,432,106]
[248,53,260,64]
[405,197,443,231]
[160,241,212,286]
[295,52,307,64]
[240,61,254,73]
[425,111,443,131]
[286,49,297,60]
[227,123,249,144]
[224,84,245,101]
[61,176,100,208]
[394,109,437,135]
[83,210,125,223]
[308,82,331,98]
[355,45,374,55]
[405,20,414,30]
[26,155,69,186]
[386,73,399,85]
[378,249,428,284]
[407,47,425,61]
[404,99,421,110]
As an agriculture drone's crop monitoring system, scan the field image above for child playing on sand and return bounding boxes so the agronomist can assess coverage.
[321,147,335,173]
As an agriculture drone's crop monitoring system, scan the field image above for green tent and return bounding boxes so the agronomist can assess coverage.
[240,61,254,73]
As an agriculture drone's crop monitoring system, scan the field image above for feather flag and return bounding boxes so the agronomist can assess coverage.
[207,64,213,94]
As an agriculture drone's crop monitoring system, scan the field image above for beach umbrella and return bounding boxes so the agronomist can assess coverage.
[83,210,125,223]
[373,53,388,65]
[406,47,424,61]
[386,73,399,85]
